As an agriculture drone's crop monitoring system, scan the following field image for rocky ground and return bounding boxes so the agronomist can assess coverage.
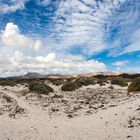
[0,84,140,140]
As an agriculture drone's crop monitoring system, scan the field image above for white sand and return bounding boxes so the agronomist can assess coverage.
[0,85,140,140]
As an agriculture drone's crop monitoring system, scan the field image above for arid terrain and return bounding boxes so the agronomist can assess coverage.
[0,76,140,140]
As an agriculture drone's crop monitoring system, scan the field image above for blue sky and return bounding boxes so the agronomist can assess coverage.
[0,0,140,76]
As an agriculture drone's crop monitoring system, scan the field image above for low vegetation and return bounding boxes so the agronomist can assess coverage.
[0,78,29,86]
[0,78,46,87]
[75,77,96,87]
[1,75,140,94]
[48,78,66,86]
[61,81,80,91]
[61,77,96,91]
[0,79,18,86]
[97,78,107,86]
[29,82,54,95]
[111,78,128,87]
[128,78,140,92]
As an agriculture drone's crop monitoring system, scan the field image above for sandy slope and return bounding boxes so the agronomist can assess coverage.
[0,85,140,140]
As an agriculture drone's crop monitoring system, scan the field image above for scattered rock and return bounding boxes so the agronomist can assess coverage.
[127,135,132,138]
[136,107,140,111]
[51,107,59,112]
[67,114,73,118]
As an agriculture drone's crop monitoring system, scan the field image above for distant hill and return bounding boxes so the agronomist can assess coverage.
[23,72,45,78]
[47,74,69,79]
[3,72,140,79]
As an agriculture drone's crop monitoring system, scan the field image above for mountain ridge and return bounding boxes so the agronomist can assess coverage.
[20,72,140,79]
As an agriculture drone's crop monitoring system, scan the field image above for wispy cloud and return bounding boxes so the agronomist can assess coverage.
[123,29,140,54]
[36,0,51,6]
[1,0,139,57]
[112,60,129,67]
[49,0,131,56]
[0,0,28,14]
[107,0,140,56]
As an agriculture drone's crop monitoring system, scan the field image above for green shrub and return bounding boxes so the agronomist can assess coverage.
[0,78,36,87]
[128,78,140,92]
[0,79,17,86]
[97,78,107,85]
[124,78,132,82]
[66,77,76,83]
[111,78,128,87]
[99,83,106,86]
[61,77,96,91]
[49,78,66,86]
[61,81,80,91]
[29,82,54,95]
[75,77,96,87]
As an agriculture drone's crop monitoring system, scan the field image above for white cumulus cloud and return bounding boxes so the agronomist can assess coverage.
[1,23,42,51]
[0,51,107,77]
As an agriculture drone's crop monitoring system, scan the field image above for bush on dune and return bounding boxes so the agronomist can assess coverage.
[61,81,80,91]
[29,82,54,95]
[61,77,96,91]
[75,77,96,87]
[97,78,107,86]
[111,78,128,87]
[0,79,16,86]
[0,78,38,87]
[128,78,140,92]
[48,78,67,86]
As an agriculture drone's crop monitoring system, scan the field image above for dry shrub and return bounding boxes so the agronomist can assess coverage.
[111,78,128,87]
[29,82,54,95]
[128,78,140,92]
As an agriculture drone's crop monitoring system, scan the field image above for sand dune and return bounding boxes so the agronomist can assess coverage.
[0,85,140,140]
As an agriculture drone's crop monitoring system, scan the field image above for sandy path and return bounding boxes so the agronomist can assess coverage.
[0,87,140,140]
[2,90,31,111]
[0,87,48,115]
